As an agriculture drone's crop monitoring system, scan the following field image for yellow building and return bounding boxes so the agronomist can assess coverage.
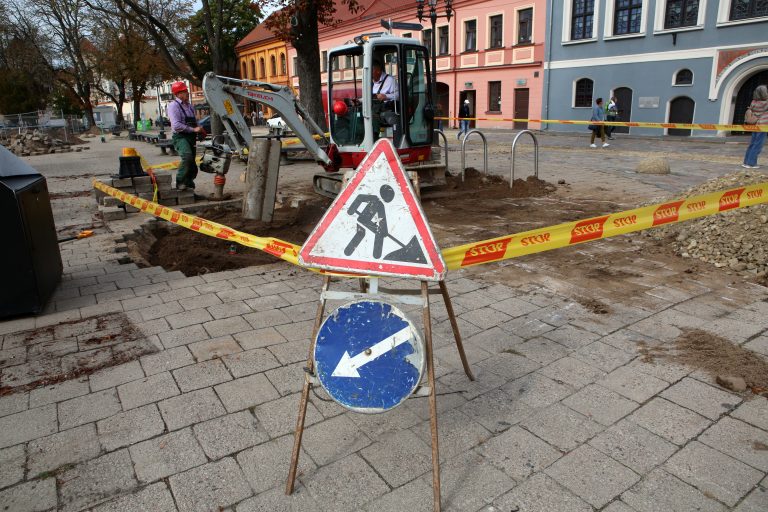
[235,19,290,119]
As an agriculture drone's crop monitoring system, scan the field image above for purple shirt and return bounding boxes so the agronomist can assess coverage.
[167,99,196,134]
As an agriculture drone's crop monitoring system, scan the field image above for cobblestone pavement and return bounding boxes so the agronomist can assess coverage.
[1,132,767,511]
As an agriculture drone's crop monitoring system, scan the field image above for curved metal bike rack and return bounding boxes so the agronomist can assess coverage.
[510,129,539,189]
[460,129,488,182]
[433,129,449,170]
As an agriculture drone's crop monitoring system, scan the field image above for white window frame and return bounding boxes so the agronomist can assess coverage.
[437,23,450,56]
[486,12,505,49]
[672,67,694,86]
[717,0,768,25]
[562,0,602,44]
[513,5,536,45]
[572,77,595,108]
[462,17,479,52]
[604,0,650,39]
[653,0,707,33]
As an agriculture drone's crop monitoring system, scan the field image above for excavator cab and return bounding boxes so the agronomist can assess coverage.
[326,31,434,171]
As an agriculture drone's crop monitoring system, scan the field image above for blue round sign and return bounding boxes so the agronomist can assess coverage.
[314,300,425,413]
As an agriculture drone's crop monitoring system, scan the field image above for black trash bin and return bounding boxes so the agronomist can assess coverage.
[0,145,62,318]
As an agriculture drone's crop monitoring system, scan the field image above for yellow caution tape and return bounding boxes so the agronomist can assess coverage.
[437,117,768,132]
[94,180,768,274]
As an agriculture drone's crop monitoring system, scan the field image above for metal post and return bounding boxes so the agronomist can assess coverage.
[430,10,437,145]
[156,86,166,139]
[510,129,539,189]
[460,129,488,181]
[421,281,441,512]
[433,129,449,170]
[439,281,474,381]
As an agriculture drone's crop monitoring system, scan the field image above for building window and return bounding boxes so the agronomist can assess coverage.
[293,57,298,76]
[674,68,693,84]
[574,78,594,107]
[241,62,247,79]
[489,15,503,48]
[518,8,533,44]
[614,0,644,34]
[438,26,449,55]
[250,60,256,79]
[402,32,412,39]
[423,28,433,55]
[488,81,502,111]
[571,0,595,39]
[664,0,700,27]
[280,54,287,75]
[345,55,352,69]
[730,0,768,19]
[270,55,277,76]
[464,20,477,51]
[321,51,328,72]
[260,58,266,78]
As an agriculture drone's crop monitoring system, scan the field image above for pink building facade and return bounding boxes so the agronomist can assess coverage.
[287,0,545,130]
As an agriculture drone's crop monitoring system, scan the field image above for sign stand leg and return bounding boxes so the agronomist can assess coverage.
[286,276,332,495]
[421,281,442,512]
[438,281,475,381]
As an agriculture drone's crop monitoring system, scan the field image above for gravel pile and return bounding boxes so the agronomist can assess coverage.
[0,129,85,156]
[645,170,768,279]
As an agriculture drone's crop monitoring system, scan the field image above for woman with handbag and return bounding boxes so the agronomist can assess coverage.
[589,98,609,148]
[743,85,768,169]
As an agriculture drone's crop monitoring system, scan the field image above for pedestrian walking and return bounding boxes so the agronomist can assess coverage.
[742,85,768,169]
[258,110,264,126]
[251,110,258,127]
[606,96,618,139]
[458,99,470,139]
[589,98,609,148]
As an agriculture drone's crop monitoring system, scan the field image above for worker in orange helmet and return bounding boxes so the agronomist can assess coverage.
[168,81,204,191]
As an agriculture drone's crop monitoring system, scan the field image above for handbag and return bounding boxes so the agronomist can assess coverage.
[588,124,598,131]
[745,107,758,125]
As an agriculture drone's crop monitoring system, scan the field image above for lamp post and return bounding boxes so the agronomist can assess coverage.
[417,0,452,139]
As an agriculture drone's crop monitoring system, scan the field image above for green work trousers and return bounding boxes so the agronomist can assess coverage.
[173,132,198,189]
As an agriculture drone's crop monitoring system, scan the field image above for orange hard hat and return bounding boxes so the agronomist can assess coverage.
[332,100,348,116]
[171,81,188,95]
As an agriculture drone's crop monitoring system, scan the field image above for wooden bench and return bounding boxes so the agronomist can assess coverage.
[156,140,177,155]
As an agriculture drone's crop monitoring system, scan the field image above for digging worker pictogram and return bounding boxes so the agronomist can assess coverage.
[344,184,395,258]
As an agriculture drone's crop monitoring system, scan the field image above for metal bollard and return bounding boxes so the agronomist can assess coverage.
[510,130,539,189]
[460,129,488,182]
[433,129,449,170]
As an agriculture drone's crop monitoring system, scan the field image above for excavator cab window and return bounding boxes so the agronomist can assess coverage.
[329,48,364,146]
[402,46,431,146]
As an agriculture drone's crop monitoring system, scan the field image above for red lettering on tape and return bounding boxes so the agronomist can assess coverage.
[719,188,744,211]
[612,214,637,228]
[746,189,764,200]
[570,216,609,244]
[264,240,293,257]
[652,201,684,226]
[190,218,202,231]
[686,201,706,212]
[461,237,513,266]
[170,212,180,223]
[216,228,236,239]
[520,233,551,247]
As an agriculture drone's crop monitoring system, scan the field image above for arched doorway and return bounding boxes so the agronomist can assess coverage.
[436,82,449,128]
[612,87,633,134]
[732,69,768,135]
[668,97,695,136]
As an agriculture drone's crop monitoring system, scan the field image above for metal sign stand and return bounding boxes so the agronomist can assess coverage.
[285,275,473,512]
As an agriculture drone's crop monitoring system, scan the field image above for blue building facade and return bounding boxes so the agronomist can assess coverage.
[543,0,768,136]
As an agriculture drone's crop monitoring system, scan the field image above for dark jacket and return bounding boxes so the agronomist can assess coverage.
[459,104,471,118]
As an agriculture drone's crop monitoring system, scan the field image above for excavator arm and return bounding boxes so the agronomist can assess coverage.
[202,72,331,166]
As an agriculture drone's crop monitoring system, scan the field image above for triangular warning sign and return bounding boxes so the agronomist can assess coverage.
[300,139,445,281]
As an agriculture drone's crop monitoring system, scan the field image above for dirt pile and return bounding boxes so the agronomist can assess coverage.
[645,170,768,281]
[1,128,88,156]
[436,168,557,200]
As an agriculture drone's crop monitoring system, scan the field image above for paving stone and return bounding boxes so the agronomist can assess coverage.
[28,423,100,476]
[207,301,254,320]
[91,482,177,512]
[545,444,640,508]
[489,296,540,318]
[520,403,604,452]
[274,320,315,342]
[628,397,711,446]
[130,428,207,483]
[362,477,432,512]
[0,444,25,488]
[214,373,280,413]
[264,362,306,397]
[492,472,592,512]
[701,317,765,342]
[278,302,316,323]
[178,293,223,311]
[664,441,763,507]
[743,335,768,356]
[188,336,242,361]
[28,376,89,408]
[158,324,210,349]
[59,449,138,512]
[562,384,639,426]
[572,340,636,372]
[513,337,569,365]
[459,307,512,330]
[734,484,768,512]
[600,328,655,354]
[268,339,311,365]
[89,361,145,392]
[0,346,26,369]
[502,373,575,409]
[434,449,516,511]
[159,387,226,431]
[347,405,423,440]
[478,425,562,482]
[0,405,57,448]
[479,352,541,381]
[459,387,535,433]
[236,486,319,512]
[167,308,214,329]
[0,391,28,418]
[245,295,291,312]
[302,414,372,466]
[464,326,524,355]
[698,417,768,471]
[542,324,602,350]
[118,371,180,410]
[194,411,269,459]
[599,366,669,402]
[731,395,768,431]
[539,356,606,389]
[621,468,726,512]
[499,315,556,339]
[97,404,166,451]
[216,287,260,303]
[196,280,235,294]
[0,478,57,512]
[243,309,292,330]
[236,434,316,495]
[169,457,253,512]
[253,393,323,438]
[412,408,491,461]
[203,316,253,338]
[172,359,232,392]
[453,290,498,310]
[357,429,430,487]
[234,327,287,350]
[140,346,194,376]
[627,355,692,383]
[303,454,389,512]
[660,377,741,420]
[222,348,281,377]
[588,419,677,474]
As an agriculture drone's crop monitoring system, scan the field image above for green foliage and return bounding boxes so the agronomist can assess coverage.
[0,69,48,113]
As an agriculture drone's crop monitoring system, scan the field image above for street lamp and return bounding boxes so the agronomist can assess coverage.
[416,0,453,135]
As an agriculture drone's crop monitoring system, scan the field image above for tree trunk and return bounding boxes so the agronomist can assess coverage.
[115,81,127,126]
[292,0,326,130]
[81,83,97,129]
[133,96,142,127]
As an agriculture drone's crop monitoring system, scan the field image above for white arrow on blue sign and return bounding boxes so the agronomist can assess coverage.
[314,300,425,413]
